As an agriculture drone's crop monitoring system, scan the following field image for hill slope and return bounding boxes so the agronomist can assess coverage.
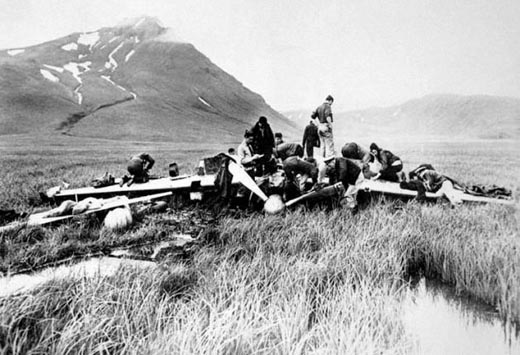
[0,17,297,142]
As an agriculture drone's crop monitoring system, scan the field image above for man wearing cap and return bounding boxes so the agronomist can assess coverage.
[302,120,320,159]
[311,95,335,159]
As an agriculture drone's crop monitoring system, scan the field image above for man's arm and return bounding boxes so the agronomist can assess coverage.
[380,152,389,171]
[238,145,261,166]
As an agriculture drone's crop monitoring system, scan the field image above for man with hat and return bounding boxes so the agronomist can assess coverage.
[311,95,335,159]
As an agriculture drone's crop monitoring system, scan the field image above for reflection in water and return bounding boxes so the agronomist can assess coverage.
[402,277,520,355]
[0,257,156,297]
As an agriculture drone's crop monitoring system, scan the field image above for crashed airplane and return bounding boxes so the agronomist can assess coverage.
[0,153,514,233]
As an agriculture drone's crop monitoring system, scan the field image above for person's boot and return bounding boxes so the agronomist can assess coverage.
[119,175,130,187]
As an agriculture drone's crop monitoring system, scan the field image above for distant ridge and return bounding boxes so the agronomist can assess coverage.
[0,16,298,142]
[286,94,520,140]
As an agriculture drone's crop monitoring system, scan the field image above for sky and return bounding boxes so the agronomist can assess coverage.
[0,0,519,112]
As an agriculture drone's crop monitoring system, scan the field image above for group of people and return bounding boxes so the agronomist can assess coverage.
[232,95,410,211]
[234,95,469,210]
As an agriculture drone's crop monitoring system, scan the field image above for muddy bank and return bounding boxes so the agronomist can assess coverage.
[0,203,237,275]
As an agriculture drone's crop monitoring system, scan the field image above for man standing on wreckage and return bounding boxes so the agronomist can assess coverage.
[311,95,335,159]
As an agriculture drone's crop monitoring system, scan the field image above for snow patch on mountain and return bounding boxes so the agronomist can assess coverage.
[63,62,91,84]
[134,17,146,27]
[198,97,213,108]
[78,32,100,50]
[125,50,135,62]
[7,49,25,56]
[43,64,64,73]
[62,62,91,105]
[101,75,137,99]
[109,36,119,44]
[62,43,78,51]
[40,69,59,83]
[105,42,124,71]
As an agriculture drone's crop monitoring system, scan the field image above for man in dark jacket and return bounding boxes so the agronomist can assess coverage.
[302,120,320,159]
[251,116,275,175]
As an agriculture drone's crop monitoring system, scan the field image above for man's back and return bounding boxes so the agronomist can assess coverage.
[275,143,303,161]
[303,123,319,143]
[311,102,333,124]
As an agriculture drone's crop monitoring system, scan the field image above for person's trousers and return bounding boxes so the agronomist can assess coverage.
[318,122,335,159]
[342,171,364,209]
[379,162,403,182]
[304,142,316,158]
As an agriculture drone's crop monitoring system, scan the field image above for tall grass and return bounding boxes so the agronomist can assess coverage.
[0,135,518,353]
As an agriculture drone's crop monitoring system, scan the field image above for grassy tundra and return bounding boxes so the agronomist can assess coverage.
[0,134,518,354]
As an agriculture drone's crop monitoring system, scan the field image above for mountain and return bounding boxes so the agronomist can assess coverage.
[286,94,520,140]
[0,17,297,142]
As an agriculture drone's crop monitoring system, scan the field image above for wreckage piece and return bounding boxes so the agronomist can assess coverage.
[51,175,219,203]
[104,206,133,231]
[0,192,172,233]
[227,160,268,201]
[226,160,287,214]
[285,183,345,208]
[359,180,514,206]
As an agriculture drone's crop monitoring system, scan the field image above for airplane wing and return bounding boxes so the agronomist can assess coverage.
[359,180,514,205]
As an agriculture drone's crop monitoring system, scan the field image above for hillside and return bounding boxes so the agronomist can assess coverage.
[286,94,520,141]
[0,17,298,143]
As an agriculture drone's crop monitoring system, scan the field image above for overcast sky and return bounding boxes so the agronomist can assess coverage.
[1,0,519,111]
